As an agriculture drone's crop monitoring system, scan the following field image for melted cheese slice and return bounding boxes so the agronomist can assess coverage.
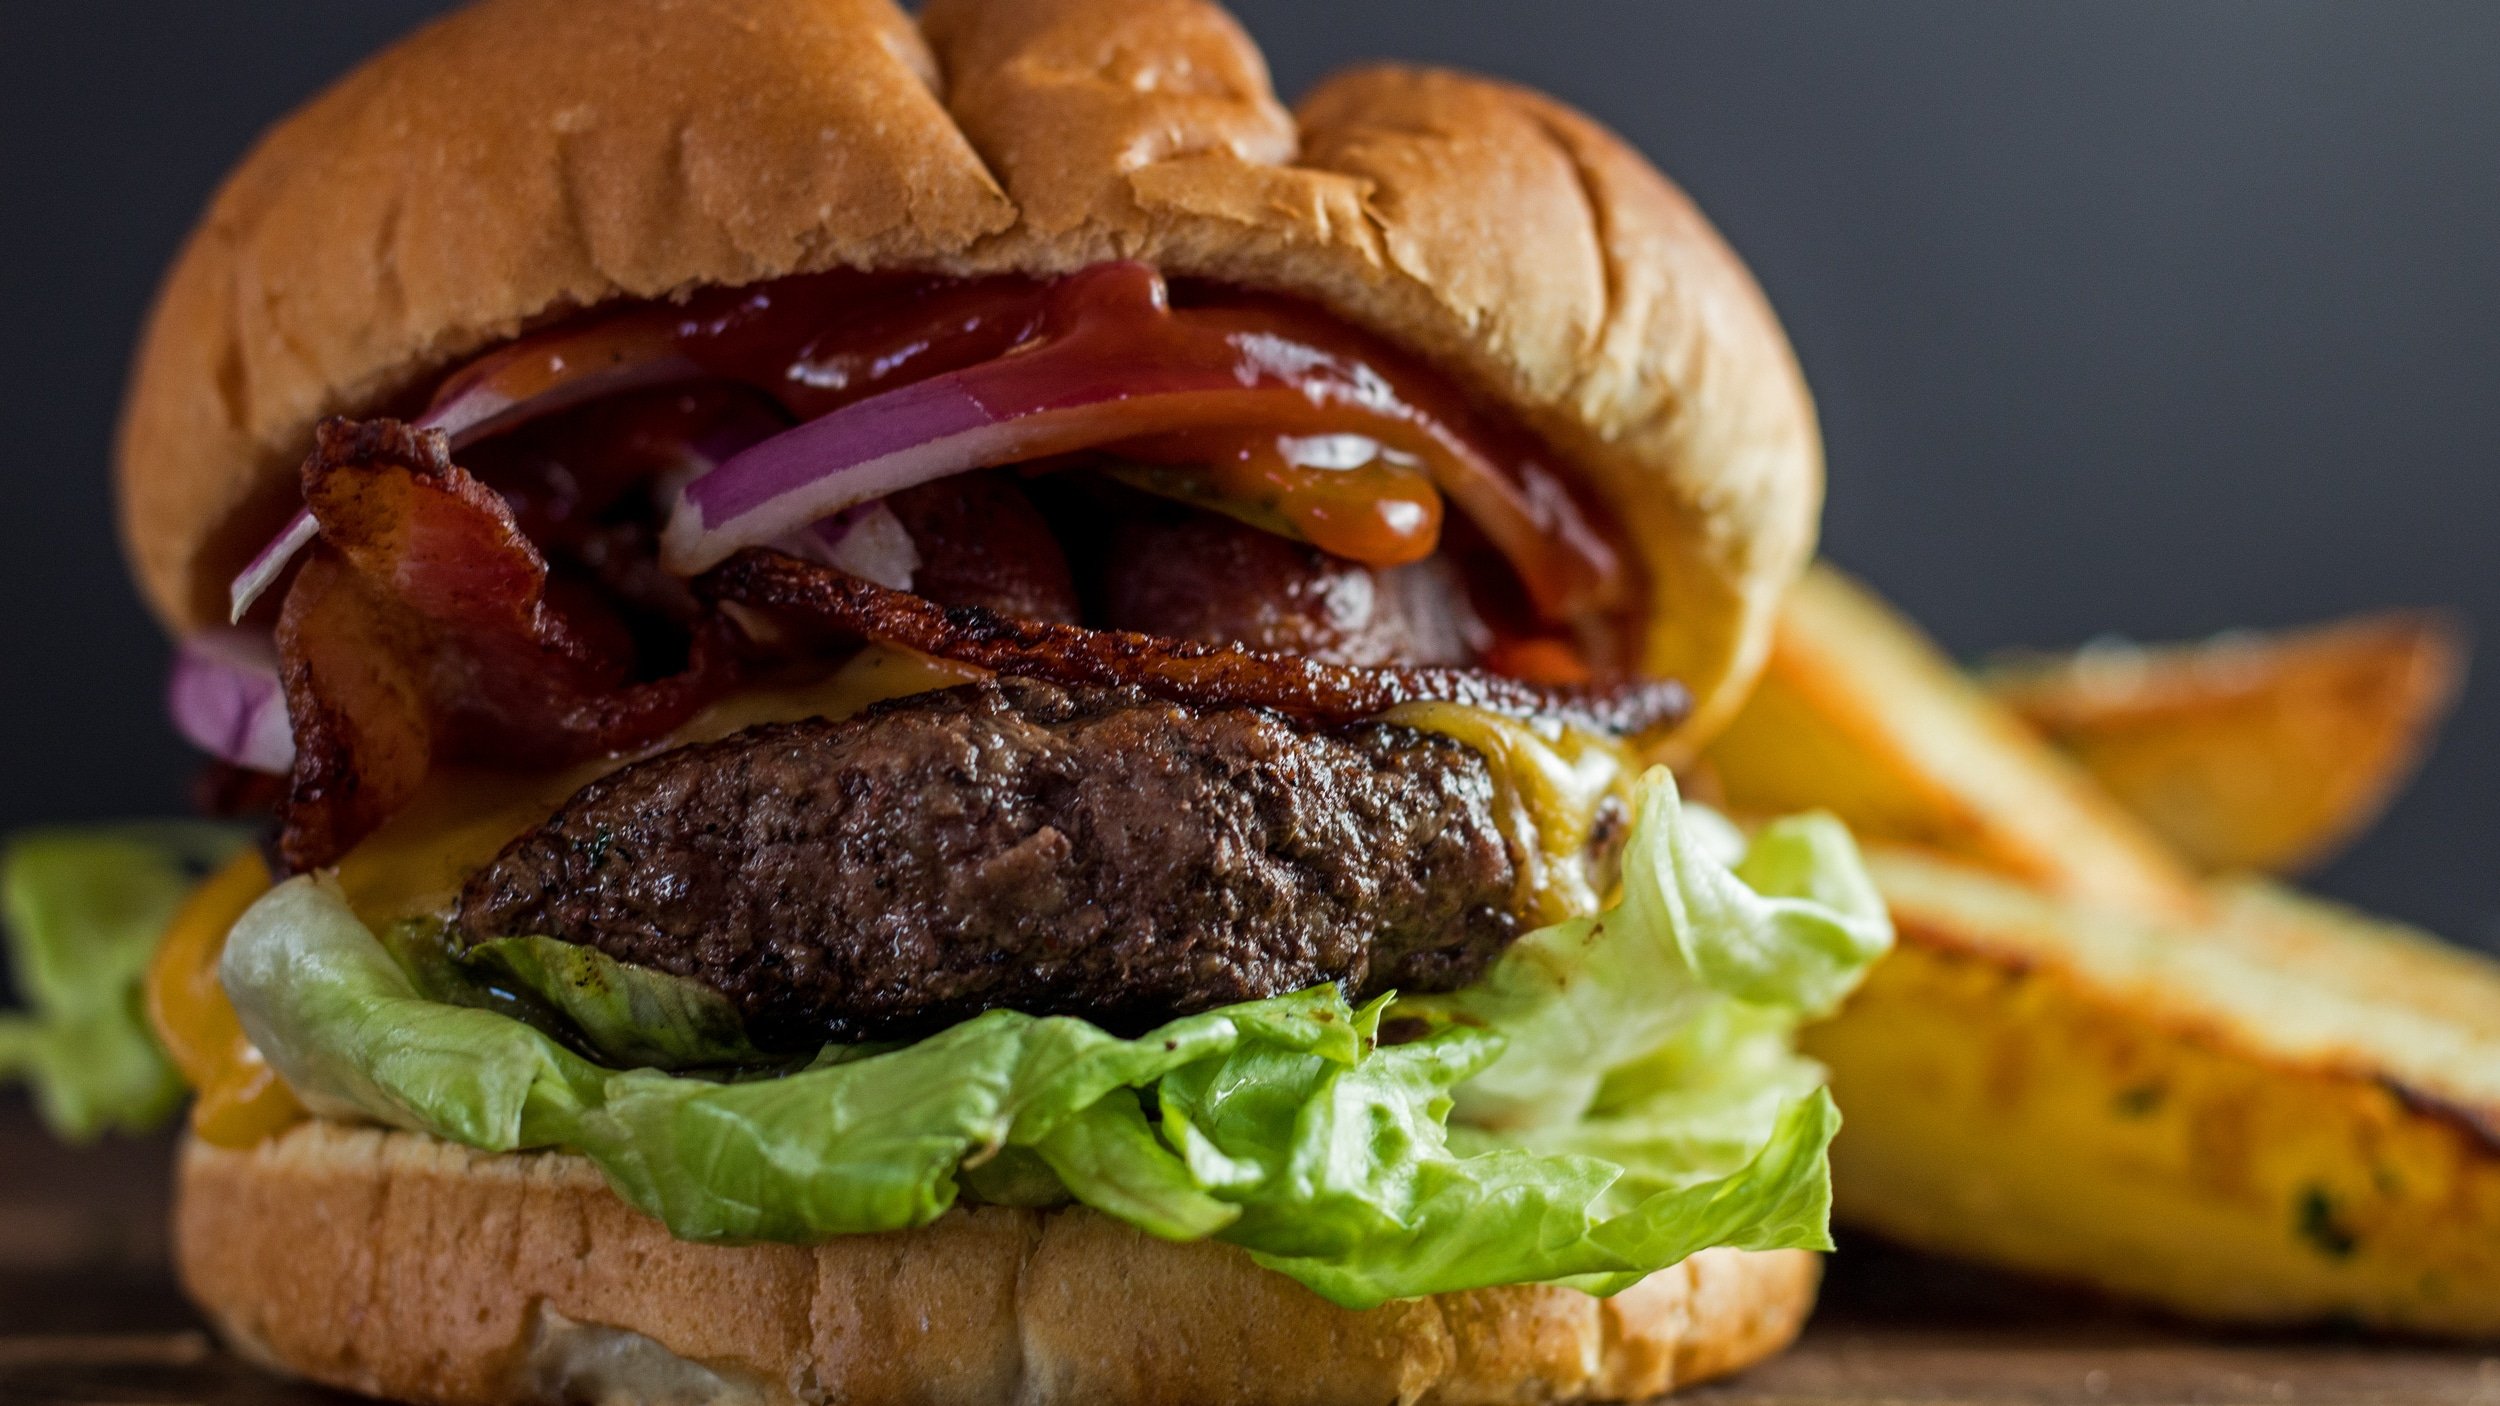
[1383,702,1639,924]
[145,850,304,1146]
[336,647,983,927]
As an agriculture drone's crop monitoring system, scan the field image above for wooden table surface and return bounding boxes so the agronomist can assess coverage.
[5,1096,2493,1405]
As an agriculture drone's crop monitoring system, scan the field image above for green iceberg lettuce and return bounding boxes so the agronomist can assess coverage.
[210,770,1888,1307]
[0,824,249,1139]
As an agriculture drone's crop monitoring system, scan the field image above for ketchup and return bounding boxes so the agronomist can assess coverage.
[423,263,1635,664]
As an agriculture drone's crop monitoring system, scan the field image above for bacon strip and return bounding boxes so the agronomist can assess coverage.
[699,549,1688,737]
[277,553,435,868]
[278,419,741,869]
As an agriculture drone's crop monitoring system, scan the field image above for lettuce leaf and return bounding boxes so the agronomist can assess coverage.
[1412,775,1890,1130]
[382,921,783,1072]
[222,770,1888,1307]
[0,824,249,1139]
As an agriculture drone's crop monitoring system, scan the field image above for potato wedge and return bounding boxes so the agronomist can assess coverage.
[1705,564,2203,920]
[1807,848,2500,1337]
[1986,612,2466,874]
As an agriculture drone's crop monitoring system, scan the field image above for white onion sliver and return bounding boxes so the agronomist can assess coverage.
[227,510,319,624]
[661,374,1068,575]
[775,503,921,592]
[168,631,295,774]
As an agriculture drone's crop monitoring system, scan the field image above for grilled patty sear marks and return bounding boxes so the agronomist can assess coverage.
[455,678,1521,1046]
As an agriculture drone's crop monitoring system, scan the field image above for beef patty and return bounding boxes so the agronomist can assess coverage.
[454,678,1521,1046]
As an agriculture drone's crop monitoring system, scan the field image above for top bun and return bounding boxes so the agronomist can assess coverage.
[117,0,1821,743]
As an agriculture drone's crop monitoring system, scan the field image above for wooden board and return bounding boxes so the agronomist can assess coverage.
[4,1098,2493,1405]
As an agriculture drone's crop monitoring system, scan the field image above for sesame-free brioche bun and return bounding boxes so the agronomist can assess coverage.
[175,1120,1818,1406]
[116,0,1821,743]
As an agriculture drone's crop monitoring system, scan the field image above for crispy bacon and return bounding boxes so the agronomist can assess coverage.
[700,549,1689,737]
[277,551,436,868]
[277,419,741,869]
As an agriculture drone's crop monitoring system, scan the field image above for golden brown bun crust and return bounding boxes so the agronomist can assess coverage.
[175,1120,1818,1405]
[120,0,1819,741]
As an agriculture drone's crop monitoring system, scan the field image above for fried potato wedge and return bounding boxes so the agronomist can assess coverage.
[1986,612,2466,874]
[1704,564,2203,919]
[1807,848,2500,1336]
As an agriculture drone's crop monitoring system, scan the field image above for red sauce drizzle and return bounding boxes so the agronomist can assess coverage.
[423,264,1635,655]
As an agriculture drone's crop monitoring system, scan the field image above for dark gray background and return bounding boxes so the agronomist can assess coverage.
[2,1,2492,951]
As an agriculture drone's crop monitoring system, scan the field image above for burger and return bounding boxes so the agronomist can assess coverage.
[4,0,1893,1401]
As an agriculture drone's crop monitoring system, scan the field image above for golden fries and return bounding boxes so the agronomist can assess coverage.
[1704,562,2492,1333]
[1704,564,2203,919]
[1805,848,2500,1337]
[1986,613,2466,874]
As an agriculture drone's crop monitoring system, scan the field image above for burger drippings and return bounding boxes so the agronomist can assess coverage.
[404,261,1627,619]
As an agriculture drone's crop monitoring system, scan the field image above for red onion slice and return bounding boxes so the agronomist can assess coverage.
[168,630,294,774]
[661,362,1301,576]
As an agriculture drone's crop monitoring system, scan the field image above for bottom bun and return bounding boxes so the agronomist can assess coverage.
[174,1119,1817,1405]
